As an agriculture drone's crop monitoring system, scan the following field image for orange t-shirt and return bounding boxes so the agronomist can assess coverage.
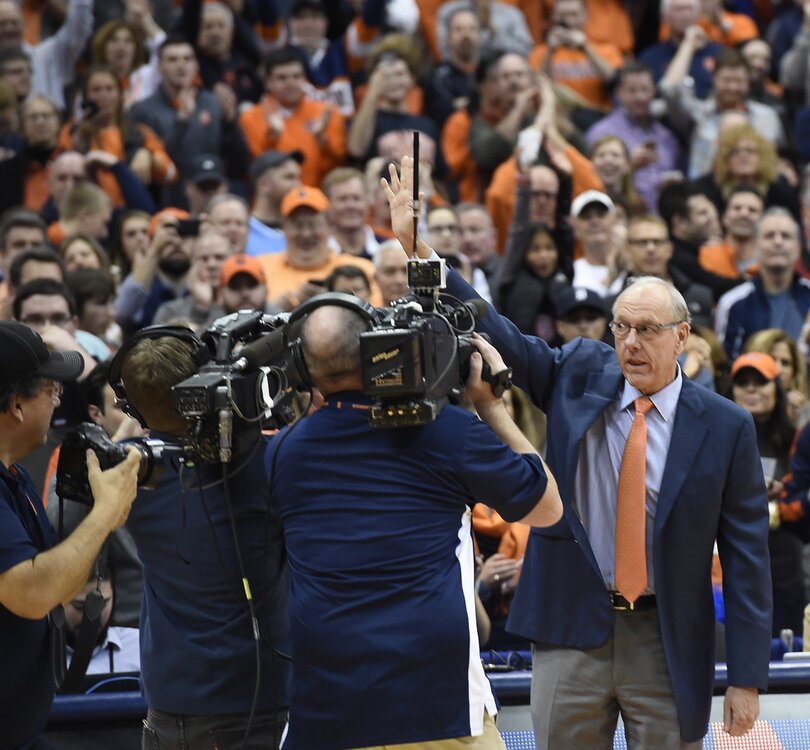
[537,0,634,54]
[258,250,381,307]
[698,241,758,279]
[442,109,482,204]
[239,96,347,189]
[486,151,604,251]
[529,43,623,111]
[56,122,177,207]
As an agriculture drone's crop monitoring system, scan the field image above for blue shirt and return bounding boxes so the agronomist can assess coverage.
[268,393,548,749]
[0,462,58,747]
[574,369,683,593]
[125,435,290,715]
[639,40,722,99]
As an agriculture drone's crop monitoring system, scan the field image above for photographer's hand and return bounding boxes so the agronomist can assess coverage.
[0,446,141,620]
[87,447,140,531]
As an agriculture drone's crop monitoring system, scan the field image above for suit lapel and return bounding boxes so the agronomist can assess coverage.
[654,380,708,538]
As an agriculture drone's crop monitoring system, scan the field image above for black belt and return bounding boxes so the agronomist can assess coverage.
[609,591,657,611]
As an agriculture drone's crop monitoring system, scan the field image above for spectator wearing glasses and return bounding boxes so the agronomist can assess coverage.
[729,352,804,638]
[609,216,714,331]
[426,206,493,304]
[0,320,139,749]
[13,277,107,369]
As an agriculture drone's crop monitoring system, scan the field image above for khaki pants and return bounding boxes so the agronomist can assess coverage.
[350,712,506,750]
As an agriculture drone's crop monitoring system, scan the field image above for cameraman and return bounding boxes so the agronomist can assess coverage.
[0,321,139,749]
[113,333,289,749]
[267,304,562,750]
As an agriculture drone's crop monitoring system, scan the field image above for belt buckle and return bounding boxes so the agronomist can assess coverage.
[610,592,633,611]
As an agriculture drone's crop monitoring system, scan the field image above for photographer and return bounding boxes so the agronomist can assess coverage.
[267,303,562,750]
[0,321,139,748]
[111,331,289,749]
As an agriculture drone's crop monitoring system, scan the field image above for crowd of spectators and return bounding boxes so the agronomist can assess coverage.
[3,0,810,676]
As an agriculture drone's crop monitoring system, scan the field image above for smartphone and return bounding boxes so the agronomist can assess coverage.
[82,99,100,119]
[176,218,201,238]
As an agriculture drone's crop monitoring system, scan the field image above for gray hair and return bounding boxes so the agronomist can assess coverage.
[202,1,234,27]
[661,0,699,15]
[756,207,799,240]
[374,239,407,268]
[205,192,249,215]
[612,275,691,327]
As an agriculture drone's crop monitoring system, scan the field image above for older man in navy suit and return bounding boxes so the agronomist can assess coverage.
[384,157,771,750]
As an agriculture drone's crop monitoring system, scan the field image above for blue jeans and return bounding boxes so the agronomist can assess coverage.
[142,707,287,750]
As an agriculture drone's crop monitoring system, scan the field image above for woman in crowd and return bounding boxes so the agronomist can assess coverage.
[57,66,176,206]
[729,352,805,637]
[109,208,151,280]
[745,328,810,427]
[59,233,112,274]
[90,16,165,109]
[589,136,645,218]
[499,164,572,338]
[694,122,800,219]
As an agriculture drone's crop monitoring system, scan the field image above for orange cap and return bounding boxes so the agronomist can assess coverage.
[730,352,780,381]
[148,207,190,237]
[280,186,330,217]
[220,254,266,286]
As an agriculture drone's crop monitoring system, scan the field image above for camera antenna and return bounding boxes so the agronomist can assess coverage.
[412,131,419,258]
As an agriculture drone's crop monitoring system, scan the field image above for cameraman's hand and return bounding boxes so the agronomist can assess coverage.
[466,334,509,413]
[87,447,140,531]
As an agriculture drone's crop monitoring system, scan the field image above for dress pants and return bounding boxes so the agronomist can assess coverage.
[531,608,704,750]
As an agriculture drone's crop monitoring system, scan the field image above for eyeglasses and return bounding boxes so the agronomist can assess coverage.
[733,373,771,388]
[531,190,557,200]
[20,313,73,328]
[43,381,63,404]
[609,320,685,339]
[427,224,460,234]
[627,237,669,248]
[23,111,56,122]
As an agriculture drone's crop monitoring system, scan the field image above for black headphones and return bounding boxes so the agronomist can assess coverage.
[108,325,212,428]
[286,292,380,390]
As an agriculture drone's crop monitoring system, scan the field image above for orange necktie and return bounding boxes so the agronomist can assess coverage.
[615,396,654,603]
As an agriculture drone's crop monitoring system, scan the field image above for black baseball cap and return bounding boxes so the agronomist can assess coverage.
[189,154,225,186]
[290,0,326,16]
[554,287,606,319]
[249,150,305,184]
[0,321,84,385]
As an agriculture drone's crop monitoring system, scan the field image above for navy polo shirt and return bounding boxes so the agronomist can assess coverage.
[268,393,548,749]
[0,462,58,747]
[640,40,722,99]
[125,435,290,716]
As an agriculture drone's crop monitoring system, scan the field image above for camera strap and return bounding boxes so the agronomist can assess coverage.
[59,589,106,693]
[48,604,67,690]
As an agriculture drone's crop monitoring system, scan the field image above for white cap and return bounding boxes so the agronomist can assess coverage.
[570,190,614,218]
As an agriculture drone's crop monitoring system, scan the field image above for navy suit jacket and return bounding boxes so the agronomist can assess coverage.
[446,271,772,742]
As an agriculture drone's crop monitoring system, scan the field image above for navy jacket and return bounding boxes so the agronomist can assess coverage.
[446,269,772,743]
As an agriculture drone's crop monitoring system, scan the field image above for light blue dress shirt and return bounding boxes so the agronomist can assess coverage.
[573,368,684,594]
